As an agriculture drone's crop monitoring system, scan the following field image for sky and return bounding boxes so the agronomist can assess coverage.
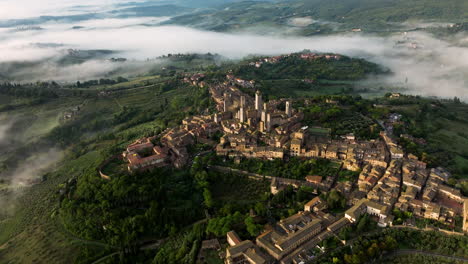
[0,0,143,19]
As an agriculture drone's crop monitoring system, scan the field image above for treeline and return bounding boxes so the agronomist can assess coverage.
[0,82,59,98]
[0,76,130,100]
[76,76,128,88]
[158,52,221,62]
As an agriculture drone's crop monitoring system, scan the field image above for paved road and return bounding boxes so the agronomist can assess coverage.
[391,225,465,236]
[209,165,272,180]
[380,249,468,263]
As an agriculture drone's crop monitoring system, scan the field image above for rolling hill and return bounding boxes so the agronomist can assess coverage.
[164,0,468,33]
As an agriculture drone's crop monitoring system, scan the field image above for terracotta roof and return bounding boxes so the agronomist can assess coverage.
[127,142,153,152]
[305,197,324,208]
[306,175,323,183]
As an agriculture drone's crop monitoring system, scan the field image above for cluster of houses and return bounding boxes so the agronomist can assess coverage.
[226,74,255,89]
[183,73,207,88]
[249,55,287,68]
[395,163,465,224]
[299,53,342,61]
[62,105,82,121]
[122,114,220,171]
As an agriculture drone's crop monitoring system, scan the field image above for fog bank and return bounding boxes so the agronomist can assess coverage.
[0,16,466,99]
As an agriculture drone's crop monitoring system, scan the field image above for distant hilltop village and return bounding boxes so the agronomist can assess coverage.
[116,55,468,264]
[249,52,342,68]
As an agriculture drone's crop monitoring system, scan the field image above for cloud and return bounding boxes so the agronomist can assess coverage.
[0,22,390,60]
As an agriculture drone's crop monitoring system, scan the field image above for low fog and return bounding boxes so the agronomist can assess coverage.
[0,16,467,100]
[8,149,63,187]
[0,119,14,144]
[0,148,62,217]
[0,115,63,217]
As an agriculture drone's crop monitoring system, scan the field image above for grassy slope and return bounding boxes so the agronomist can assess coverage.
[0,152,106,264]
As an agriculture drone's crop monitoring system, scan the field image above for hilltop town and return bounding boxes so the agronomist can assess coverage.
[118,56,468,264]
[2,50,467,264]
[3,0,468,263]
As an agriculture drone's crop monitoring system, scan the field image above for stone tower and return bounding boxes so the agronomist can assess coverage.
[255,90,262,111]
[286,101,292,117]
[240,95,246,108]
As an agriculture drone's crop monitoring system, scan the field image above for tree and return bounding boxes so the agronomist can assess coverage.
[254,202,267,217]
[326,190,345,210]
[194,171,209,188]
[245,216,262,237]
[367,242,379,258]
[203,188,214,208]
[356,214,370,233]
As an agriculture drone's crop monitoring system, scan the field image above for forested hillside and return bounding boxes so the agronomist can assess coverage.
[165,0,468,32]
